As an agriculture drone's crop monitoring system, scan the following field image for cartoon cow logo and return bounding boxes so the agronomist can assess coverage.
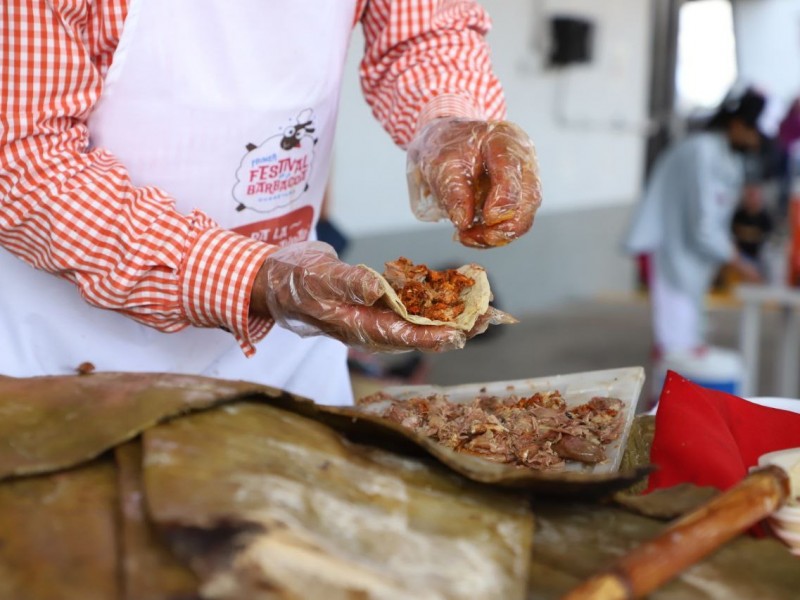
[280,116,315,151]
[232,109,318,214]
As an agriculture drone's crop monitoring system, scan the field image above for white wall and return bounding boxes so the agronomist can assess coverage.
[734,0,800,131]
[331,0,653,236]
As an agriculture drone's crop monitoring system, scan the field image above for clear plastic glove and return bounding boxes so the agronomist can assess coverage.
[468,306,519,337]
[257,241,467,353]
[407,118,542,248]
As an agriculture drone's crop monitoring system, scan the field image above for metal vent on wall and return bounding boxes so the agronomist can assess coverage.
[548,16,595,67]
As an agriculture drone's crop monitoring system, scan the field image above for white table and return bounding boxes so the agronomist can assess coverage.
[737,284,800,398]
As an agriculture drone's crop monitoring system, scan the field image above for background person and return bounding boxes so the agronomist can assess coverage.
[777,97,800,219]
[730,178,774,281]
[625,87,767,357]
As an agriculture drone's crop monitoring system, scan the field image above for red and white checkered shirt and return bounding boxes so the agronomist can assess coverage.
[0,0,505,356]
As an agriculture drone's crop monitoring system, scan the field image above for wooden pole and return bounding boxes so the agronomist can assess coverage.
[561,466,791,600]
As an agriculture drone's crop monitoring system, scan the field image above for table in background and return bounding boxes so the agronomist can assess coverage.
[737,284,800,398]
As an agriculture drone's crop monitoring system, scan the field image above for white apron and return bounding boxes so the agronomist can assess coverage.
[0,0,357,405]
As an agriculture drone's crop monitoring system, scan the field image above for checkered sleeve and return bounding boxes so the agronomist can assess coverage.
[358,0,507,147]
[0,0,274,356]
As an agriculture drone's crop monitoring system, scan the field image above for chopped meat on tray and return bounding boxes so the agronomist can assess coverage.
[361,391,625,471]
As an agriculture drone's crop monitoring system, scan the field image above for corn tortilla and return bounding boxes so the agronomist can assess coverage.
[361,263,491,331]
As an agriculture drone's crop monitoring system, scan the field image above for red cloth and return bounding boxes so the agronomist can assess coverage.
[647,371,800,493]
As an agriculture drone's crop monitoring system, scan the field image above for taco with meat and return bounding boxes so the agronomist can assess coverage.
[363,257,512,331]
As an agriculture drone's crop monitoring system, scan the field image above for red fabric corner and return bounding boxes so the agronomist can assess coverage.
[647,371,800,493]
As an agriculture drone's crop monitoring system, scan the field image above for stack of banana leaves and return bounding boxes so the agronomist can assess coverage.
[0,373,798,600]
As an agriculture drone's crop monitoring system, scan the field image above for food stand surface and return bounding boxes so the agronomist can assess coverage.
[0,372,797,599]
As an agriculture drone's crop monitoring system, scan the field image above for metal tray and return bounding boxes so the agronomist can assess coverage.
[357,366,646,474]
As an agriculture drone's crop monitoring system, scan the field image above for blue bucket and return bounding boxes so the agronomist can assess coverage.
[654,346,744,398]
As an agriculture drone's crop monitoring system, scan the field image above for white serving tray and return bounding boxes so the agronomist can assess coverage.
[360,366,646,474]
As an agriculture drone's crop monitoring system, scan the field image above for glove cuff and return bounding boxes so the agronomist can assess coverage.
[416,94,487,133]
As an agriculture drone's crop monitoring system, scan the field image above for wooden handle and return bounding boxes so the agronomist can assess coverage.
[561,466,791,600]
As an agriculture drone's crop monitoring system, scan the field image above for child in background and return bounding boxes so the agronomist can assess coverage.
[731,180,774,280]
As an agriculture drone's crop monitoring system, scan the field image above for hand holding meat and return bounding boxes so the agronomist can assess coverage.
[407,118,541,248]
[253,242,466,352]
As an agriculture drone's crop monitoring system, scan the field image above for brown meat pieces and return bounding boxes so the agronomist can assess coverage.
[382,257,475,322]
[363,391,625,471]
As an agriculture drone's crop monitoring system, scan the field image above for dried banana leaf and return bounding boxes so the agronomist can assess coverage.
[0,373,271,480]
[527,499,800,600]
[0,459,119,600]
[115,441,200,600]
[143,402,535,600]
[0,372,649,497]
[618,414,656,494]
[614,483,720,520]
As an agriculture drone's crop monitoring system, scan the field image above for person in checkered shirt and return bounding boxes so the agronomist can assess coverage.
[0,1,541,403]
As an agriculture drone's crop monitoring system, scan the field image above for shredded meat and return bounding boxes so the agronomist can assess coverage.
[383,257,475,322]
[75,361,95,376]
[361,391,625,471]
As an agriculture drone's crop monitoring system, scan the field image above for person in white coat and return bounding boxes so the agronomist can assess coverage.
[625,87,767,356]
[0,2,541,406]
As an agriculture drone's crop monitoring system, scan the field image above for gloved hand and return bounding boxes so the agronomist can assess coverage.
[407,118,541,248]
[255,241,467,352]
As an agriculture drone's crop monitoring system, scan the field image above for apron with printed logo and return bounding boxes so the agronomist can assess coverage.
[0,0,358,405]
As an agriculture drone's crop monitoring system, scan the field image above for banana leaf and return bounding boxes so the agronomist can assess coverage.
[115,441,200,600]
[0,373,270,480]
[0,460,119,600]
[614,483,720,520]
[619,416,656,481]
[0,373,650,497]
[527,499,800,600]
[142,402,535,600]
[0,374,797,599]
